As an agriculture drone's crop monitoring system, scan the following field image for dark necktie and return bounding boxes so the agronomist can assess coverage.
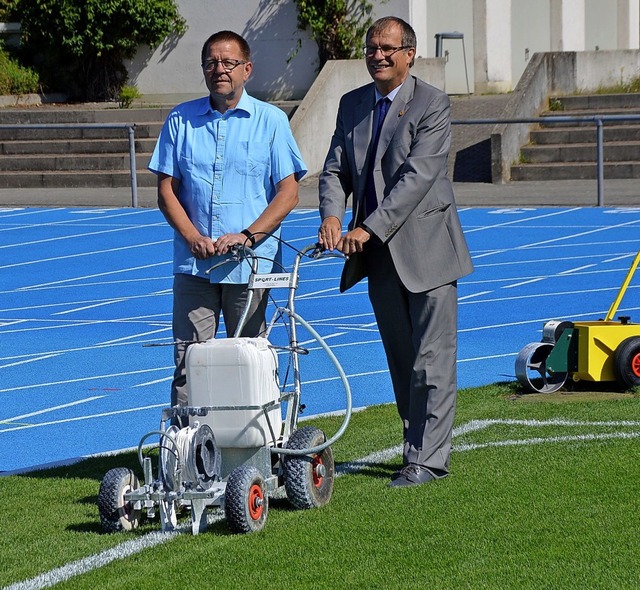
[364,98,390,217]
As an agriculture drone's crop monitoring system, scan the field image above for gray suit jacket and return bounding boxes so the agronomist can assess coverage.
[319,75,473,293]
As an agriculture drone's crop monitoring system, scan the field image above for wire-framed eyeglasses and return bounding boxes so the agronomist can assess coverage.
[363,45,412,58]
[202,59,247,72]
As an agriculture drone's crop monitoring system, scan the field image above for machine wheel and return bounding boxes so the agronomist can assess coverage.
[515,341,568,393]
[284,426,334,510]
[225,465,268,534]
[614,336,640,389]
[98,467,142,533]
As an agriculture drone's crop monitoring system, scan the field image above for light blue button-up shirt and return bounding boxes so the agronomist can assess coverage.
[149,92,307,283]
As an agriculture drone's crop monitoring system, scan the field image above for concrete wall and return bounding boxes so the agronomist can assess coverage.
[491,49,640,182]
[126,0,318,102]
[122,0,639,101]
[290,58,445,176]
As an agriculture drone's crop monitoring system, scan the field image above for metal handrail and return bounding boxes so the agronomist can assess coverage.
[452,114,640,207]
[0,123,139,207]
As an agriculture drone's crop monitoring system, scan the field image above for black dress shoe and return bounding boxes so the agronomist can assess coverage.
[388,464,435,488]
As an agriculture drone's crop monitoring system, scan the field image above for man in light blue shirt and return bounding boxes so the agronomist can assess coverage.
[148,30,307,412]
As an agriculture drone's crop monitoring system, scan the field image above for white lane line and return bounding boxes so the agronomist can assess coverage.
[19,262,170,290]
[465,208,583,234]
[501,277,546,289]
[132,376,172,388]
[557,264,597,275]
[0,220,167,251]
[1,396,107,424]
[97,327,172,346]
[52,299,127,316]
[0,366,174,394]
[1,290,170,314]
[459,290,493,300]
[0,239,170,270]
[0,403,167,434]
[0,353,63,370]
[473,216,640,259]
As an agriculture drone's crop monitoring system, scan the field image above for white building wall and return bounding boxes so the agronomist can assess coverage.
[125,0,640,100]
[585,0,618,50]
[511,0,551,86]
[425,0,474,94]
[126,0,317,101]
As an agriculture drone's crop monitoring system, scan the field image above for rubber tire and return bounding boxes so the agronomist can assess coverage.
[98,467,142,533]
[284,426,334,510]
[614,336,640,389]
[225,465,268,534]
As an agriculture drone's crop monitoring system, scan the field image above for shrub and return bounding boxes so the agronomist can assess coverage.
[290,0,374,69]
[11,0,186,101]
[118,85,141,109]
[0,44,39,94]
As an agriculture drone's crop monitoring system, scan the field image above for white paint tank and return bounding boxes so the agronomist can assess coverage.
[186,338,281,448]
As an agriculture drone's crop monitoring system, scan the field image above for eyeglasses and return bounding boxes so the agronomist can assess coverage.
[202,59,247,72]
[363,45,412,58]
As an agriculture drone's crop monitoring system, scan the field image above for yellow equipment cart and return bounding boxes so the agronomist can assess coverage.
[515,251,640,393]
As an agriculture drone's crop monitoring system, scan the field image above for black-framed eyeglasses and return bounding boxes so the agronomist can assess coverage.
[363,45,412,58]
[202,59,247,72]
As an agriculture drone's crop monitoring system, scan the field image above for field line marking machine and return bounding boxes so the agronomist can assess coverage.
[98,243,352,535]
[516,250,640,394]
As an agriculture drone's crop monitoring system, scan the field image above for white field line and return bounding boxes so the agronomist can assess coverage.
[6,417,640,590]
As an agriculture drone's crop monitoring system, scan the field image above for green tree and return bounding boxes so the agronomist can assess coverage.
[291,0,374,69]
[11,0,187,101]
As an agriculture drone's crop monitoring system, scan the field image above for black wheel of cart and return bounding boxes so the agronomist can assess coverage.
[614,336,640,389]
[98,467,142,533]
[225,465,268,534]
[284,426,334,510]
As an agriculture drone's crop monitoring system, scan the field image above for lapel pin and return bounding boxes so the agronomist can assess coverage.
[398,110,404,117]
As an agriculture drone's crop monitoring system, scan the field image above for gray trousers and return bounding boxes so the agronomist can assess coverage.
[170,273,268,408]
[365,244,458,477]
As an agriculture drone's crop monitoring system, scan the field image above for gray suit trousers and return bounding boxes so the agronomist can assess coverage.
[365,244,457,476]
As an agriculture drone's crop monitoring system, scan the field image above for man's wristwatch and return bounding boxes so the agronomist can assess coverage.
[240,229,256,247]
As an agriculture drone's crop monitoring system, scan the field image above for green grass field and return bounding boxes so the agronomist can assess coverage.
[2,382,640,589]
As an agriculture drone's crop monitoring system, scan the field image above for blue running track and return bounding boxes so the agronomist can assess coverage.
[1,205,639,472]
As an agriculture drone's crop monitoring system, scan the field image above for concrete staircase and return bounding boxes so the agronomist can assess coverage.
[510,93,640,181]
[0,101,300,189]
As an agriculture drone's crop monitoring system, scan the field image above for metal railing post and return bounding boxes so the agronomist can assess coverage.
[595,117,604,207]
[127,124,139,208]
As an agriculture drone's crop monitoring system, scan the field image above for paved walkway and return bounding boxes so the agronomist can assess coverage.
[0,178,636,210]
[0,93,636,210]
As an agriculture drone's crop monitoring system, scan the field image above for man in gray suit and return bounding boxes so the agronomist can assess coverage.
[318,16,473,487]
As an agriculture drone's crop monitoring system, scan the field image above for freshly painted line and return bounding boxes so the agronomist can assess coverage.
[455,430,640,451]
